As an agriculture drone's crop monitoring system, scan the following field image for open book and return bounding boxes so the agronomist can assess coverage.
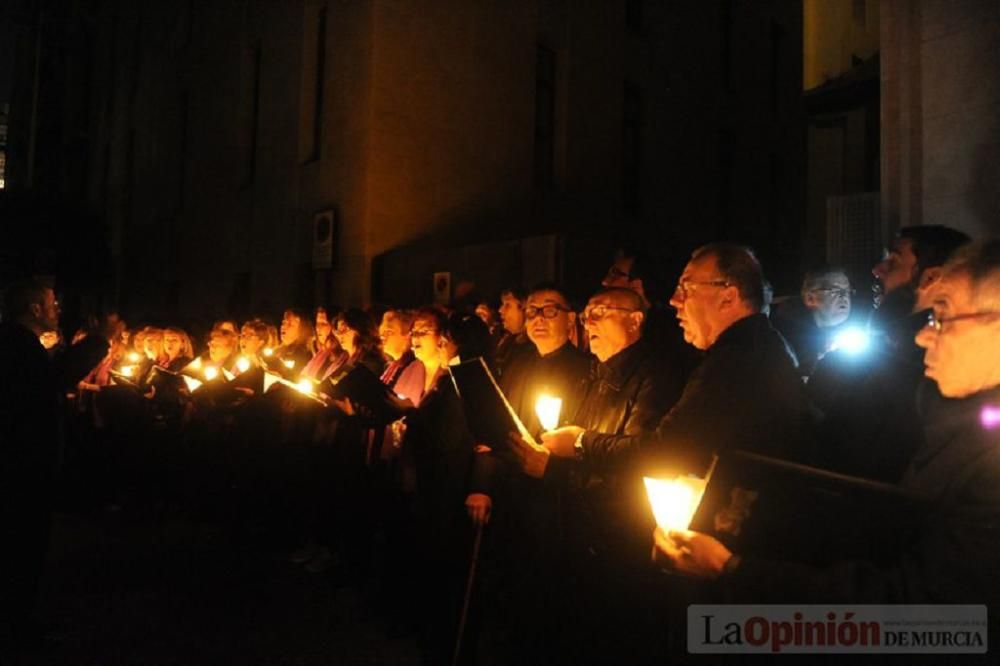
[448,357,537,450]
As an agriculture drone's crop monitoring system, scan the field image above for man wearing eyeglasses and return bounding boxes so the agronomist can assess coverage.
[809,225,971,482]
[654,240,1000,629]
[538,243,807,477]
[771,265,854,378]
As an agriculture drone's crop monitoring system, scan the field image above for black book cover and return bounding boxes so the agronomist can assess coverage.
[689,450,929,566]
[448,357,533,450]
[320,364,413,422]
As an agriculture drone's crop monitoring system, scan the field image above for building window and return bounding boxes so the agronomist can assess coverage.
[534,45,556,191]
[301,5,327,164]
[622,83,642,216]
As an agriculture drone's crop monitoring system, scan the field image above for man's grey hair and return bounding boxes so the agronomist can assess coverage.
[691,243,769,313]
[588,286,648,315]
[942,239,1000,310]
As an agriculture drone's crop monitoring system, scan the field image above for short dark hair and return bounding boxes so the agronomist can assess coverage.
[801,264,850,295]
[898,225,971,278]
[2,278,49,320]
[443,311,491,361]
[527,282,572,309]
[335,308,379,354]
[412,307,448,335]
[691,243,768,313]
[500,286,527,303]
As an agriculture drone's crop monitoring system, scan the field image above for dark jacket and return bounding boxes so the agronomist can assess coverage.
[807,307,928,483]
[724,382,1000,610]
[582,313,810,476]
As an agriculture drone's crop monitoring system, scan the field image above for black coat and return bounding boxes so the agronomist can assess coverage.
[581,313,810,476]
[724,382,1000,610]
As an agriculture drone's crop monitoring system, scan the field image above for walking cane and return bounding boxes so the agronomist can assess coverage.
[451,521,485,666]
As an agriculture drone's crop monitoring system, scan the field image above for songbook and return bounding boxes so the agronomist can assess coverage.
[688,449,929,566]
[319,363,414,421]
[447,357,535,450]
[109,369,143,391]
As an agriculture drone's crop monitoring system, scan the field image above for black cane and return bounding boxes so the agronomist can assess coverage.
[451,521,485,666]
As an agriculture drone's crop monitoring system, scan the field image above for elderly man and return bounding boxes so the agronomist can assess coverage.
[657,240,1000,623]
[540,243,807,476]
[772,265,854,377]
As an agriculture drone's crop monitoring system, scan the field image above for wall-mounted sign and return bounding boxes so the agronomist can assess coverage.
[312,208,336,270]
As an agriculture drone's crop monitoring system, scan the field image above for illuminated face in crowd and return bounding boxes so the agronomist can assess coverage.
[669,253,732,351]
[239,326,264,356]
[915,271,1000,398]
[334,319,359,355]
[208,332,235,364]
[410,316,443,366]
[163,331,185,360]
[582,293,643,362]
[143,329,164,361]
[873,238,918,300]
[804,272,852,328]
[280,311,303,346]
[315,309,332,346]
[34,288,60,332]
[525,290,573,356]
[474,302,497,329]
[499,292,526,335]
[379,312,412,361]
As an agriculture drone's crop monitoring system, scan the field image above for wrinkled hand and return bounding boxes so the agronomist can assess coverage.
[652,527,733,579]
[465,493,492,526]
[508,431,550,479]
[540,425,584,458]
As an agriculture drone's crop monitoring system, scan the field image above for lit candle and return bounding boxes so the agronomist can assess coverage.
[263,348,274,357]
[128,352,142,363]
[182,376,203,392]
[535,393,562,432]
[204,366,219,381]
[295,379,313,395]
[120,365,135,377]
[236,356,251,373]
[283,359,295,369]
[643,475,709,532]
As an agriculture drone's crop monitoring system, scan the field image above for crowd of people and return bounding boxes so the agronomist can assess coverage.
[3,227,999,663]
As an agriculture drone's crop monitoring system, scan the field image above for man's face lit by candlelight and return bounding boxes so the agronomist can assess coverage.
[582,293,643,362]
[915,271,1000,398]
[525,290,573,356]
[670,254,731,350]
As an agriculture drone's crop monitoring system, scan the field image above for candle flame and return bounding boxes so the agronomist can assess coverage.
[643,475,708,532]
[128,352,141,363]
[263,348,274,357]
[295,379,313,394]
[535,393,562,432]
[283,359,295,369]
[203,366,219,381]
[182,376,203,392]
[236,357,251,373]
[120,365,135,377]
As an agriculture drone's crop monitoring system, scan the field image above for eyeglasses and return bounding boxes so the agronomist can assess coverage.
[925,310,1000,333]
[525,305,571,320]
[580,304,638,323]
[674,279,730,299]
[812,287,855,298]
[409,329,438,339]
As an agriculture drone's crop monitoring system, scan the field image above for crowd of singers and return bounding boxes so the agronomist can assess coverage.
[4,226,1000,663]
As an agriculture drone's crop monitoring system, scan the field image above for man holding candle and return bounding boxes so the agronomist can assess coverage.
[655,240,1000,624]
[539,243,807,478]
